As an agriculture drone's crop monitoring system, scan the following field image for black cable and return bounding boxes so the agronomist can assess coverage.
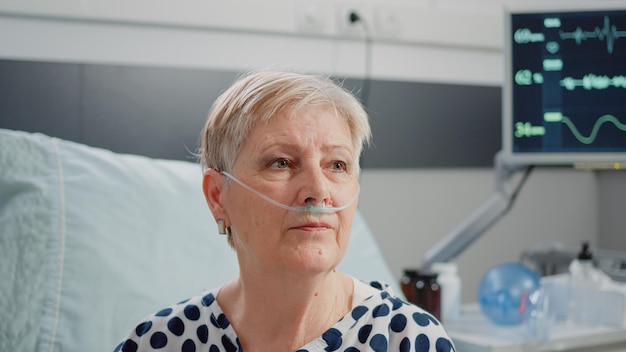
[506,165,535,213]
[348,11,373,109]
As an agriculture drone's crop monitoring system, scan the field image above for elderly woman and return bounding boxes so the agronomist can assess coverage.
[116,71,454,352]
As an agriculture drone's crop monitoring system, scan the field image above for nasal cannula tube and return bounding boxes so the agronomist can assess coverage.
[220,171,358,214]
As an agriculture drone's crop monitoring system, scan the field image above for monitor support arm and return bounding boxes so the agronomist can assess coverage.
[421,151,530,267]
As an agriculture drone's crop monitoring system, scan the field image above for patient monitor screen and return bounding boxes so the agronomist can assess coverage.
[504,6,626,165]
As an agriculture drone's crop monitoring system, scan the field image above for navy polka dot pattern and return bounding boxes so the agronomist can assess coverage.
[114,279,455,352]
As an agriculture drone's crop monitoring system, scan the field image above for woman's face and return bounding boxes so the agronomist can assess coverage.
[222,105,359,276]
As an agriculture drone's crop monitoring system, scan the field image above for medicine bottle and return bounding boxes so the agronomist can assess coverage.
[568,241,602,326]
[401,269,441,320]
[401,269,419,303]
[431,262,461,323]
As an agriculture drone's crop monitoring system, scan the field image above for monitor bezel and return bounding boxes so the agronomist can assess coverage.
[501,1,626,168]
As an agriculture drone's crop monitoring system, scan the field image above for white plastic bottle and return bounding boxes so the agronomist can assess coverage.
[431,262,461,323]
[568,242,602,326]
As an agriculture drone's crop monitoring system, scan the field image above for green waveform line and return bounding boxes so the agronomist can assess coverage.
[559,15,626,54]
[560,74,626,91]
[557,114,626,144]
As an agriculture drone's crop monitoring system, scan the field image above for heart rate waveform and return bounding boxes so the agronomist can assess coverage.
[559,16,626,54]
[560,73,626,91]
[543,112,626,145]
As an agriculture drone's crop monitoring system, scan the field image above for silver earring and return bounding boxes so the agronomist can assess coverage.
[217,219,227,235]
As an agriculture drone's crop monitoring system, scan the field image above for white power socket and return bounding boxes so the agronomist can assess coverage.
[374,6,403,39]
[295,0,328,34]
[335,2,374,38]
[295,1,403,40]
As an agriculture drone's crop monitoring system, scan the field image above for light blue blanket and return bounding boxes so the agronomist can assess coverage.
[0,129,396,352]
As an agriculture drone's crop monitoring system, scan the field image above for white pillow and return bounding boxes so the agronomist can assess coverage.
[0,129,396,352]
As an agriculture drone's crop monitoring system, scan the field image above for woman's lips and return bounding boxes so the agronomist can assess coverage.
[291,221,333,232]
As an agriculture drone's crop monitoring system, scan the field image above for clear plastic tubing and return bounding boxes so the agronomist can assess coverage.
[221,171,358,214]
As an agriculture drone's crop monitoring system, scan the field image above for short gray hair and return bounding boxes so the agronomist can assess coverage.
[199,70,372,174]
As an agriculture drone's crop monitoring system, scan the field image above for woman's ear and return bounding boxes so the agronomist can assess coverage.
[202,169,228,222]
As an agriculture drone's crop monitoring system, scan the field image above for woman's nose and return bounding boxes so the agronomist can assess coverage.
[298,167,332,207]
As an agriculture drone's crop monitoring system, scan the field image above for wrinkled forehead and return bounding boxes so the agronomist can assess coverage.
[256,103,356,143]
[232,104,355,163]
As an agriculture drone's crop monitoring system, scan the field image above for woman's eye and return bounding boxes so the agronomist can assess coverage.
[330,161,347,172]
[271,158,291,169]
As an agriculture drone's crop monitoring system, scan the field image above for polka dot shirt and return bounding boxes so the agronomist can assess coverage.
[115,278,455,352]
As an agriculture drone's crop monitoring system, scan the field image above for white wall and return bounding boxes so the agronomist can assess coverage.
[359,168,598,302]
[0,0,505,85]
[597,171,626,251]
[0,0,612,302]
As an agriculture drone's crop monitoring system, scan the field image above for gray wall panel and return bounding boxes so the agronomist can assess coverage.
[0,60,83,142]
[0,59,502,167]
[358,79,501,168]
[80,65,236,160]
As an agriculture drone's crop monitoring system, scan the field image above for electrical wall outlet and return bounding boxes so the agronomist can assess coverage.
[335,2,374,38]
[374,6,403,39]
[295,0,328,34]
[296,0,403,40]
